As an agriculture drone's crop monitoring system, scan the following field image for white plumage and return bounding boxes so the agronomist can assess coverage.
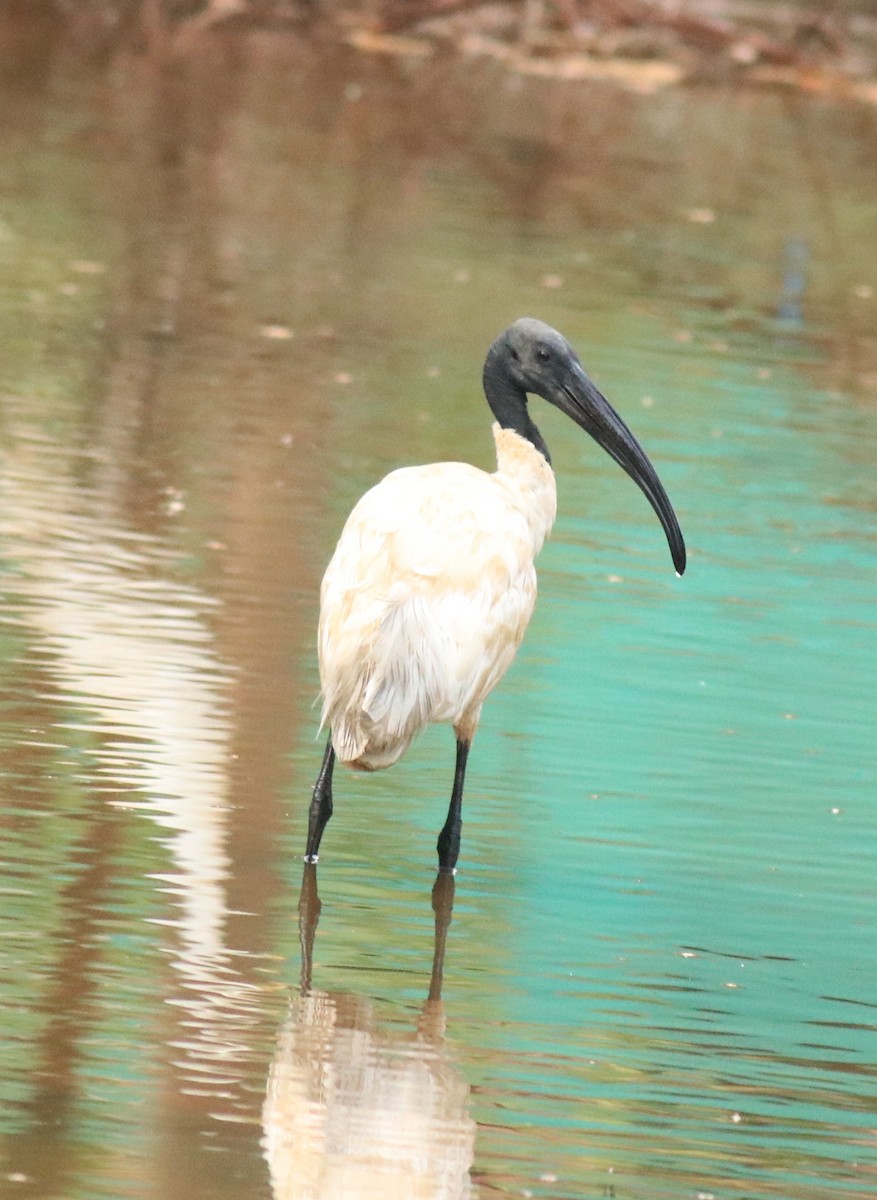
[304,318,685,872]
[318,425,555,770]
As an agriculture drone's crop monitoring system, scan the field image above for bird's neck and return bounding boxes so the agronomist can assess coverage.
[482,359,551,464]
[491,424,558,556]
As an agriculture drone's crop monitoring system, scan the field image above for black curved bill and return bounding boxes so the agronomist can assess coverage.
[554,365,687,575]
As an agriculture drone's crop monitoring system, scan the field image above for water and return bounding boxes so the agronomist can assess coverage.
[1,31,876,1200]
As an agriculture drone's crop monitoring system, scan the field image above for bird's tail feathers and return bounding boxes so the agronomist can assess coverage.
[321,596,449,769]
[362,596,446,735]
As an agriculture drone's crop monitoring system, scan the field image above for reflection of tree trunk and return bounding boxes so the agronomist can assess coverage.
[82,54,341,1198]
[0,34,335,1198]
[99,28,285,915]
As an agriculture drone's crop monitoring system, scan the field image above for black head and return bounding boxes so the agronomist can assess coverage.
[495,317,584,397]
[483,318,686,575]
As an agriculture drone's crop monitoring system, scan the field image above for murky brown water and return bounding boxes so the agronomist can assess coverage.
[1,27,876,1200]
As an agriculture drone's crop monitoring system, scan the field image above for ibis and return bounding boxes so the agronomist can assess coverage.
[305,318,685,873]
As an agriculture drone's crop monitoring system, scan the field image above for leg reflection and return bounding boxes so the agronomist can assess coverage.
[426,869,455,1003]
[265,868,474,1198]
[297,862,321,994]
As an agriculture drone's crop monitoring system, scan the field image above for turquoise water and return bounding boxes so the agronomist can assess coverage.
[0,34,875,1200]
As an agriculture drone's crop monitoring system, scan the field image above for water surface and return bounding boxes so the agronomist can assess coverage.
[1,33,875,1200]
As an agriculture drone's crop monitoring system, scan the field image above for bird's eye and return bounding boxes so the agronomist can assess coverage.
[510,348,520,362]
[536,347,551,363]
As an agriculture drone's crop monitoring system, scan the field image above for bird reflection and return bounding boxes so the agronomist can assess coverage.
[262,868,475,1199]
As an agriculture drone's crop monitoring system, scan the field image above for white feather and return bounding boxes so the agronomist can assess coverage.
[318,424,557,769]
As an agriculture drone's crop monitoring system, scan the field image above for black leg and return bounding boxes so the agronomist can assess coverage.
[436,737,470,874]
[305,737,335,863]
